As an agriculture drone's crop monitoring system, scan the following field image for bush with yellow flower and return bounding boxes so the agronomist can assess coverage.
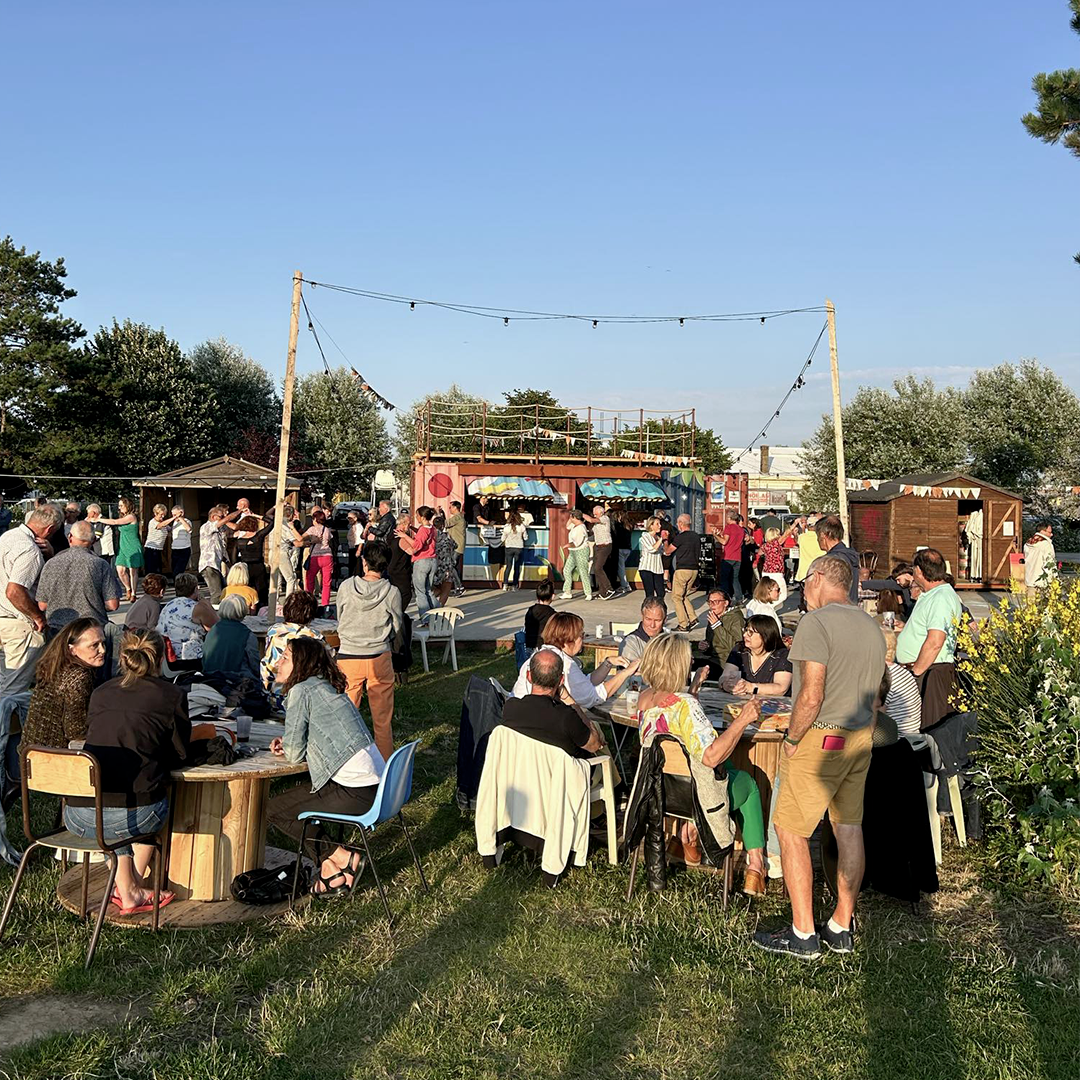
[954,577,1080,898]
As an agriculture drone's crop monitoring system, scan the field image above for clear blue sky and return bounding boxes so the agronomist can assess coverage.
[7,1,1077,454]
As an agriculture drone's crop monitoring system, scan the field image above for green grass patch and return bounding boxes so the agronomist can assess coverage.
[0,647,1077,1079]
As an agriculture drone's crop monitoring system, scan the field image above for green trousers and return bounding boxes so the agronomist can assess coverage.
[561,547,592,598]
[727,767,765,851]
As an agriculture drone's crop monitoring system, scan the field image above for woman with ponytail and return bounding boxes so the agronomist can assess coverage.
[63,629,190,915]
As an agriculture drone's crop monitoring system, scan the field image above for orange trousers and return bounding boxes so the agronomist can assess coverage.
[337,652,396,761]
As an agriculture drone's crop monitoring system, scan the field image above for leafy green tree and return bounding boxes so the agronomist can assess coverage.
[293,366,390,497]
[84,320,218,476]
[0,237,85,470]
[798,376,968,510]
[964,360,1080,495]
[692,426,733,475]
[188,338,280,457]
[494,387,590,457]
[1022,0,1080,262]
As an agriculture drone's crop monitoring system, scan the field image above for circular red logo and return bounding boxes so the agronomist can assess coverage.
[428,473,453,499]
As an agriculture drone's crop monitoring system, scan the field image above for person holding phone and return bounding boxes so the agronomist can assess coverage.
[753,555,885,961]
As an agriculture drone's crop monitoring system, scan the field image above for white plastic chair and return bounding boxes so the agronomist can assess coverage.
[906,733,967,865]
[414,608,465,672]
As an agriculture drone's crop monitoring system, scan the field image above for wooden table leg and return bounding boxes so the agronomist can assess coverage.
[168,776,272,901]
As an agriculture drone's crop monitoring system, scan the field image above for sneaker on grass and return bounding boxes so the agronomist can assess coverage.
[818,922,855,954]
[752,926,822,960]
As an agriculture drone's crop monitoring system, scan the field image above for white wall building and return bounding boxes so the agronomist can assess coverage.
[728,445,810,515]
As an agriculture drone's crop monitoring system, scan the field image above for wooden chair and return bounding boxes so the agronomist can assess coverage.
[625,737,733,909]
[0,747,168,969]
[414,607,465,672]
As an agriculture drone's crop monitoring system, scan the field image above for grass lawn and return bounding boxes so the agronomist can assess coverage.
[0,646,1077,1079]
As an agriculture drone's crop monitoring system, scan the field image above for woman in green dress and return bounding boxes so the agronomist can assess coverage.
[101,496,144,601]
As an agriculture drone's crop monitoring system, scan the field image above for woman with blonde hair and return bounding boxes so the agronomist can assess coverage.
[758,523,796,602]
[99,497,144,601]
[636,634,766,895]
[222,562,259,613]
[63,629,189,915]
[510,610,639,706]
[143,503,174,577]
[637,516,665,602]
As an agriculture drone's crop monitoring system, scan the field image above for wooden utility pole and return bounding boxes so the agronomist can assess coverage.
[266,270,303,619]
[826,298,849,536]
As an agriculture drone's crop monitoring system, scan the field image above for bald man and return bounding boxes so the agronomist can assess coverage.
[500,647,602,758]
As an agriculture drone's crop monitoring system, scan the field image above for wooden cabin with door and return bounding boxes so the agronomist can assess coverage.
[848,472,1022,589]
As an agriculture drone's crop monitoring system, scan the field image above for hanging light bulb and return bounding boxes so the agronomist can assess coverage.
[592,320,598,328]
[760,317,766,325]
[504,317,509,326]
[679,318,684,327]
[410,301,415,310]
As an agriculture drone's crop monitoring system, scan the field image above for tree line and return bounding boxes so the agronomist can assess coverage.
[798,366,1080,517]
[0,238,389,499]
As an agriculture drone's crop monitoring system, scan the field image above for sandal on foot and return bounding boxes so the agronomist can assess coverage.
[312,870,351,899]
[117,891,174,916]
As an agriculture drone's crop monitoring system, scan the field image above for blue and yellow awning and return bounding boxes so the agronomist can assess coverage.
[578,478,668,502]
[467,476,556,499]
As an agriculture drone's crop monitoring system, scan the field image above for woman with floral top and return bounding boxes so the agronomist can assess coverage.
[636,634,766,896]
[260,590,327,706]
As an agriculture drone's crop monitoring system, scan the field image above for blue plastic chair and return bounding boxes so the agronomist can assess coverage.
[290,740,429,923]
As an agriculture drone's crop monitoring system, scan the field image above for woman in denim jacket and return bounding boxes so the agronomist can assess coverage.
[270,638,385,897]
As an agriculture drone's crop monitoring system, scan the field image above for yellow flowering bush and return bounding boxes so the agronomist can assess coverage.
[954,578,1080,897]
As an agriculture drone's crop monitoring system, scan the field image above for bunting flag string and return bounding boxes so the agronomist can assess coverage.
[844,479,982,499]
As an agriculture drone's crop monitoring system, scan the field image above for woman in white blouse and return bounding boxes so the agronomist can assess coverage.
[511,611,639,706]
[143,504,174,577]
[169,506,193,577]
[637,516,665,603]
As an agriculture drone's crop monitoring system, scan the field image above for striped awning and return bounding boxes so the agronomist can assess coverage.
[578,478,668,502]
[467,476,556,499]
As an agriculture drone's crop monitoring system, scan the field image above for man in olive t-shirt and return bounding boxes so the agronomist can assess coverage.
[754,554,885,961]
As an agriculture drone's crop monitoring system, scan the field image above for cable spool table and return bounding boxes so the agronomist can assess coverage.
[57,721,311,928]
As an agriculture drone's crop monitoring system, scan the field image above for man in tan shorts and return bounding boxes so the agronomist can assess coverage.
[753,555,886,960]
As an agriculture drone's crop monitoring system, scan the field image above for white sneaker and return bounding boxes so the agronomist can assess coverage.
[559,593,572,600]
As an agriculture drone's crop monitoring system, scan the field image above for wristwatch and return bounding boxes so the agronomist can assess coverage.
[752,685,759,696]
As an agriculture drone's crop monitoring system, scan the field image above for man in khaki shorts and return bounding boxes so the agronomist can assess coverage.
[753,555,886,960]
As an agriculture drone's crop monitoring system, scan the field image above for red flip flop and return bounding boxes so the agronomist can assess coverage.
[117,892,175,916]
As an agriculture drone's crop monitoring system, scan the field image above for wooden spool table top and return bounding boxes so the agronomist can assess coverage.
[171,721,306,782]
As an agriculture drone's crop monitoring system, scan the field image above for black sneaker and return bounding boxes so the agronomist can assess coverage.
[818,922,854,954]
[752,925,822,960]
[599,591,615,600]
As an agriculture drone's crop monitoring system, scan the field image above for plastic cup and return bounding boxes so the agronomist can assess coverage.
[596,623,605,639]
[235,715,252,742]
[625,690,640,713]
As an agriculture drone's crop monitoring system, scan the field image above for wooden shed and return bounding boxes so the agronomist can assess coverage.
[136,456,301,569]
[848,472,1022,589]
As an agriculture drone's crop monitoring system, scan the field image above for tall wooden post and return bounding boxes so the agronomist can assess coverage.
[826,298,849,536]
[266,270,303,619]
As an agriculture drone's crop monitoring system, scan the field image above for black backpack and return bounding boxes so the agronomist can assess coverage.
[230,862,309,904]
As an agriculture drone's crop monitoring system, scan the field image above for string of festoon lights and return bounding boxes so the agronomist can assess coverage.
[300,280,831,448]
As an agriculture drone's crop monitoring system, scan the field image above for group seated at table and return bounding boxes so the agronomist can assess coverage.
[632,634,767,896]
[22,618,107,749]
[719,615,793,697]
[511,612,639,708]
[62,629,190,915]
[268,637,386,898]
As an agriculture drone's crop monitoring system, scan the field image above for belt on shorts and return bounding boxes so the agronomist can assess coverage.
[809,721,849,732]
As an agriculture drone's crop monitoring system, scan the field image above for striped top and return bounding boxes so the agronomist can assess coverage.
[885,661,922,736]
